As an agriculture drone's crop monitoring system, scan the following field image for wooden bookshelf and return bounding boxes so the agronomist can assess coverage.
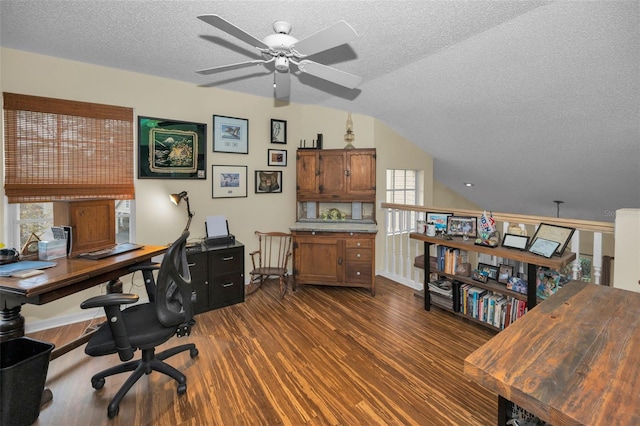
[410,232,576,331]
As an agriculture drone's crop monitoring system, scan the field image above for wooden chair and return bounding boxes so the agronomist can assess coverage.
[248,231,293,299]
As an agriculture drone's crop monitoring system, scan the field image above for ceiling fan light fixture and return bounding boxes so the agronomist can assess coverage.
[275,56,290,72]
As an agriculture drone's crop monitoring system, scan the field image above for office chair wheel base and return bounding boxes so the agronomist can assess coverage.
[92,377,105,390]
[190,348,199,358]
[108,405,119,419]
[177,383,187,395]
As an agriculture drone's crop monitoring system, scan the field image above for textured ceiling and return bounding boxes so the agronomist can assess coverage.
[1,0,638,222]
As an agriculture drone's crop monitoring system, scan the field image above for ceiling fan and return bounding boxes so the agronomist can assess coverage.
[196,14,362,99]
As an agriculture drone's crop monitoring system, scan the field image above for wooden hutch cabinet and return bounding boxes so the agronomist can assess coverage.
[292,148,377,295]
[296,148,376,201]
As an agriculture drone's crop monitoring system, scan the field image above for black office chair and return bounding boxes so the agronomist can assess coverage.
[80,231,198,418]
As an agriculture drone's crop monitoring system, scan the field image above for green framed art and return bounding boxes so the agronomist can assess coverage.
[138,116,206,179]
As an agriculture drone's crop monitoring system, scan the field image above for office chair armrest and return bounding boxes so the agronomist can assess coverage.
[128,262,160,273]
[80,293,140,310]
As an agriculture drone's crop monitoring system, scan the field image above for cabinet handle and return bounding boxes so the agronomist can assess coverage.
[357,253,361,258]
[222,282,234,287]
[345,170,350,176]
[338,257,343,265]
[357,242,361,247]
[356,271,361,276]
[188,262,196,267]
[222,256,234,261]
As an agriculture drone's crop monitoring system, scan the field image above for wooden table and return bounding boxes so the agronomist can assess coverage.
[0,245,167,345]
[464,281,640,425]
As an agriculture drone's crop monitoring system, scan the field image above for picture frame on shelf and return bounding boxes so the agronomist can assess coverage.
[213,115,249,154]
[271,119,287,144]
[211,165,247,198]
[529,223,575,255]
[426,212,453,232]
[498,264,514,284]
[138,116,206,179]
[478,262,499,280]
[446,216,478,238]
[267,149,287,166]
[255,170,283,194]
[528,237,560,258]
[501,233,530,250]
[472,269,488,283]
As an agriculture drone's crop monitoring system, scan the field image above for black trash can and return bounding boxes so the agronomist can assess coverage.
[1,337,55,426]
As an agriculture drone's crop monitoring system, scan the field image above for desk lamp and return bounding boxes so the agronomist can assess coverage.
[170,191,194,232]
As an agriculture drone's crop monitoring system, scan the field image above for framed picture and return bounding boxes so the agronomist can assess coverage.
[211,165,247,198]
[426,212,453,232]
[271,119,287,144]
[213,115,249,154]
[267,149,287,166]
[138,116,206,179]
[478,263,499,281]
[472,269,488,283]
[255,170,283,193]
[498,264,514,284]
[528,237,560,258]
[501,233,530,250]
[446,216,477,237]
[529,223,575,255]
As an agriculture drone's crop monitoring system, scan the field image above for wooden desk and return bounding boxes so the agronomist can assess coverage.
[0,245,167,342]
[464,281,640,425]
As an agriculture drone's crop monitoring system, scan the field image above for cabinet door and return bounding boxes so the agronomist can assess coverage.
[296,151,319,197]
[319,151,346,197]
[186,251,209,314]
[346,149,376,197]
[294,235,343,284]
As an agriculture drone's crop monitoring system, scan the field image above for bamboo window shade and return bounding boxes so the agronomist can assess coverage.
[3,92,135,203]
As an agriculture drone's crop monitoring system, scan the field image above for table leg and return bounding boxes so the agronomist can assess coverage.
[498,395,509,426]
[0,305,25,342]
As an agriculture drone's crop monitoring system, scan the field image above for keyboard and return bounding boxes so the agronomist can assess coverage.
[79,243,144,260]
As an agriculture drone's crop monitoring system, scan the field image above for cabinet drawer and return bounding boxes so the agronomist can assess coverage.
[345,239,372,249]
[210,272,244,307]
[345,262,372,283]
[209,247,243,275]
[346,248,372,262]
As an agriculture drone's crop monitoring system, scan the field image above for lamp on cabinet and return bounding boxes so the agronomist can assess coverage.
[170,191,194,232]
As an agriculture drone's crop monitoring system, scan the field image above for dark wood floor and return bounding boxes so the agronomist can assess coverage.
[29,277,498,425]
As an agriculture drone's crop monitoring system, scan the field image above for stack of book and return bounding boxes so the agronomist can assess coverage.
[428,278,454,310]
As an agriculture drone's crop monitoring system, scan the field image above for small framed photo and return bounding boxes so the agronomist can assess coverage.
[472,269,488,283]
[529,223,575,255]
[501,233,530,250]
[478,263,499,281]
[255,170,283,193]
[528,237,561,258]
[446,216,477,237]
[426,212,453,232]
[213,115,249,154]
[498,264,514,284]
[267,149,287,166]
[271,119,287,144]
[211,165,247,198]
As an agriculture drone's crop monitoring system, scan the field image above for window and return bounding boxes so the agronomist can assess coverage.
[386,169,422,235]
[8,201,133,251]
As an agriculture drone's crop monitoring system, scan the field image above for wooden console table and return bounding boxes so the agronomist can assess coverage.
[465,281,640,425]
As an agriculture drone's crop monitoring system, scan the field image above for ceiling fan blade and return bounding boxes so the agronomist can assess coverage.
[198,14,269,49]
[293,21,358,57]
[274,71,291,99]
[297,60,361,89]
[196,59,268,75]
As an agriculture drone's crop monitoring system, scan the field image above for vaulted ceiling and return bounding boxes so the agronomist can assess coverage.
[1,0,638,222]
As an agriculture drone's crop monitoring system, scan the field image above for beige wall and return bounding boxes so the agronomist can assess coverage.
[1,48,444,328]
[432,180,481,210]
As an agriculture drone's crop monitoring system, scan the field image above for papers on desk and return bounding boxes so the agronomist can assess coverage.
[0,260,57,277]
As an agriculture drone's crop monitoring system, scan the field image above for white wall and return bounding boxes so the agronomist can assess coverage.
[0,48,439,329]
